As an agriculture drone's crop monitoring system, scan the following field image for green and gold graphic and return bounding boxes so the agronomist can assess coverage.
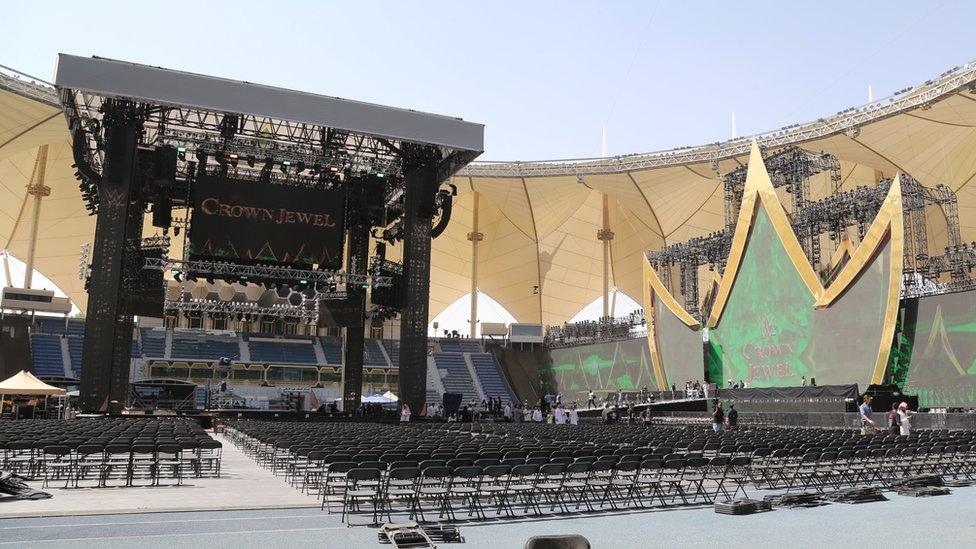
[903,291,976,408]
[645,142,903,390]
[544,338,658,402]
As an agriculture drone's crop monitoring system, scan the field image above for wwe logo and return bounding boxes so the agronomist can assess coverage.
[760,317,776,339]
[100,187,127,208]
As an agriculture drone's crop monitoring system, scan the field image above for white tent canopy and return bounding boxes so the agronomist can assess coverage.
[0,370,66,396]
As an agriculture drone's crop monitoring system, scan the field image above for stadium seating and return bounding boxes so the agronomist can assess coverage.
[67,336,84,378]
[439,340,482,354]
[30,334,65,378]
[364,339,389,367]
[469,353,514,402]
[248,338,318,364]
[140,328,167,358]
[433,353,480,403]
[170,330,240,361]
[320,337,344,365]
[382,340,400,368]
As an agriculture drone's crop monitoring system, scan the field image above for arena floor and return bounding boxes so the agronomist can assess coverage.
[0,435,317,519]
[3,483,975,548]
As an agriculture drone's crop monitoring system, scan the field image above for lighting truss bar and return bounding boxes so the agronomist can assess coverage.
[55,55,483,182]
[460,59,976,178]
[55,54,484,151]
[164,299,318,321]
[144,257,392,287]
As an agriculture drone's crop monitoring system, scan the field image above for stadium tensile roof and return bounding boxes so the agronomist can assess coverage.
[2,59,976,325]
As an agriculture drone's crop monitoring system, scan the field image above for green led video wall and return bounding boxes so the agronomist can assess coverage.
[706,207,890,389]
[545,337,658,402]
[654,293,705,387]
[902,290,976,408]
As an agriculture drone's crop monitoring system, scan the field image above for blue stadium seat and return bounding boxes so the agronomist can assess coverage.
[364,339,388,367]
[140,328,167,358]
[469,353,513,401]
[248,339,318,364]
[30,334,65,378]
[433,352,479,403]
[170,329,240,361]
[319,337,343,365]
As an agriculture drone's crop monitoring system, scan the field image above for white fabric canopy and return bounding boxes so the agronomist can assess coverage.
[4,60,976,326]
[0,370,66,396]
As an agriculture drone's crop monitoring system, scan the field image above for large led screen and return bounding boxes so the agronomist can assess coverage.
[189,176,346,268]
[654,292,705,387]
[707,207,890,389]
[902,291,976,408]
[545,337,659,403]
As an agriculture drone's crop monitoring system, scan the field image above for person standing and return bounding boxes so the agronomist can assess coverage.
[587,390,597,409]
[897,402,913,436]
[800,376,807,387]
[711,402,725,433]
[569,405,579,426]
[532,407,543,423]
[859,395,876,435]
[554,405,567,425]
[886,403,901,436]
[725,403,738,431]
[400,403,412,423]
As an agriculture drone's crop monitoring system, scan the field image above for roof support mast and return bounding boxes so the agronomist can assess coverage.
[467,191,483,338]
[24,145,50,289]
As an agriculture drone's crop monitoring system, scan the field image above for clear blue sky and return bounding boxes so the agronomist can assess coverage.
[2,0,973,161]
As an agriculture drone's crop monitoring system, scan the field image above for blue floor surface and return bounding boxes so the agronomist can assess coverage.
[2,486,975,548]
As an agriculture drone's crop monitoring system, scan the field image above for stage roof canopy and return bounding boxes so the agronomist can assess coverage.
[3,58,976,325]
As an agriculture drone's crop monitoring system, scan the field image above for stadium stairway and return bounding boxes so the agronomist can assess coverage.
[468,352,515,402]
[462,354,488,402]
[60,336,73,377]
[433,352,480,404]
[426,356,445,404]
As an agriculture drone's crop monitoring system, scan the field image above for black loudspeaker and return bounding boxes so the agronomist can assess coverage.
[442,393,462,414]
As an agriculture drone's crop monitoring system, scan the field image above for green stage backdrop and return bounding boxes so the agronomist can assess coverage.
[654,293,705,387]
[707,208,890,389]
[902,290,976,408]
[545,337,658,402]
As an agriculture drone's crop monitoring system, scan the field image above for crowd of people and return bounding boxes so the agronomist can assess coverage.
[544,310,646,349]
